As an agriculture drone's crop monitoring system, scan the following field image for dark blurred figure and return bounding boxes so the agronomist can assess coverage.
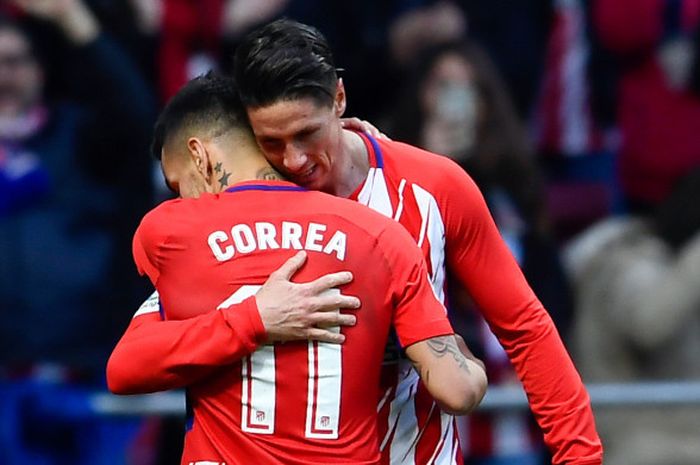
[593,0,700,210]
[388,40,574,465]
[389,41,547,239]
[388,0,553,117]
[0,0,154,376]
[81,0,161,88]
[0,1,156,462]
[566,167,700,465]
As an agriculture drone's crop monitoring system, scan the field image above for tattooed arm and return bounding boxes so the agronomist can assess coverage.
[405,335,488,415]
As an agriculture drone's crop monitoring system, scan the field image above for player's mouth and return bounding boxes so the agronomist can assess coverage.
[292,165,319,185]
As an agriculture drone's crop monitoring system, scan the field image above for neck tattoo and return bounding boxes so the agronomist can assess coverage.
[256,167,283,181]
[218,170,232,188]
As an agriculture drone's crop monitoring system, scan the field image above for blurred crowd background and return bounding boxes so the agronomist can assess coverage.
[0,0,699,464]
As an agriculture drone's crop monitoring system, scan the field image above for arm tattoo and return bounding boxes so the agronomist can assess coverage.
[256,167,284,181]
[426,336,471,373]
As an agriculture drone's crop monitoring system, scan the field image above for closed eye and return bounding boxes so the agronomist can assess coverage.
[259,138,284,152]
[295,127,320,141]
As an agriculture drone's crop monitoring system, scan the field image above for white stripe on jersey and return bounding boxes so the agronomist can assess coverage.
[357,167,394,218]
[427,411,457,465]
[411,184,447,305]
[378,386,394,413]
[358,166,456,465]
[394,179,408,222]
[387,363,419,464]
[133,290,160,317]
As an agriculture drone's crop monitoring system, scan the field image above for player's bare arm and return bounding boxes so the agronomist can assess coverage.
[405,335,487,415]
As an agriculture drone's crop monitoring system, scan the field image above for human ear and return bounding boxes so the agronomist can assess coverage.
[334,78,347,117]
[187,137,214,184]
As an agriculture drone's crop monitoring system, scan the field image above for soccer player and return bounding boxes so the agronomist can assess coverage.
[109,73,487,465]
[227,20,602,465]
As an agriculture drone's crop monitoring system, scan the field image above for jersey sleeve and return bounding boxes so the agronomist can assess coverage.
[106,291,266,394]
[440,163,602,465]
[132,209,163,285]
[377,223,454,348]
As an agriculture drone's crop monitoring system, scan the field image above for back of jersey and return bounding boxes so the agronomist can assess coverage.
[133,182,451,465]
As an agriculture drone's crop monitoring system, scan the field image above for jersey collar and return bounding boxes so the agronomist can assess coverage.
[225,180,306,193]
[357,132,384,169]
[349,132,385,200]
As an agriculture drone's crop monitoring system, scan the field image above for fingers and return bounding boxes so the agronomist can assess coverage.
[305,327,346,344]
[307,281,361,311]
[376,130,391,141]
[312,292,360,312]
[307,270,354,293]
[269,251,307,281]
[311,311,357,328]
[340,117,363,131]
[341,117,391,140]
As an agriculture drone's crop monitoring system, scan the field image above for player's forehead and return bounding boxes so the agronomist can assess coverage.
[247,97,331,140]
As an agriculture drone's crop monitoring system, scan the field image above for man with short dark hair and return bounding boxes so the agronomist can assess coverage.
[229,19,602,465]
[112,18,601,465]
[108,73,487,465]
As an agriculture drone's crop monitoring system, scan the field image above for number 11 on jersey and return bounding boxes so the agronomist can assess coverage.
[218,285,342,439]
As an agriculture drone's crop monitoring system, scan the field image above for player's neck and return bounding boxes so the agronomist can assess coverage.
[213,158,284,192]
[334,129,370,198]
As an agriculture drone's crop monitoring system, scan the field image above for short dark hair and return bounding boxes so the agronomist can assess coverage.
[151,72,249,160]
[233,18,338,108]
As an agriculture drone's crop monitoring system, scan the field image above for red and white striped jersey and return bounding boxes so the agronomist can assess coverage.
[350,133,602,465]
[130,180,454,465]
[532,0,603,157]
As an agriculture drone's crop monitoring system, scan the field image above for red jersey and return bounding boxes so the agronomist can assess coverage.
[131,180,453,465]
[351,134,602,465]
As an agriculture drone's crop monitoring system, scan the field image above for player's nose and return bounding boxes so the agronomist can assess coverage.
[282,146,309,172]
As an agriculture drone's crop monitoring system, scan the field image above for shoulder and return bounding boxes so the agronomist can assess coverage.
[138,199,183,232]
[135,197,203,244]
[368,210,425,263]
[378,139,469,176]
[310,189,418,253]
[377,138,481,199]
[305,188,389,225]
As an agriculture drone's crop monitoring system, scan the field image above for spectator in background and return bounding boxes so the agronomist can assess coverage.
[387,0,553,117]
[531,0,622,240]
[158,0,228,103]
[0,0,154,377]
[81,0,163,89]
[454,0,553,117]
[388,1,467,67]
[565,167,700,465]
[387,41,574,465]
[593,0,700,210]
